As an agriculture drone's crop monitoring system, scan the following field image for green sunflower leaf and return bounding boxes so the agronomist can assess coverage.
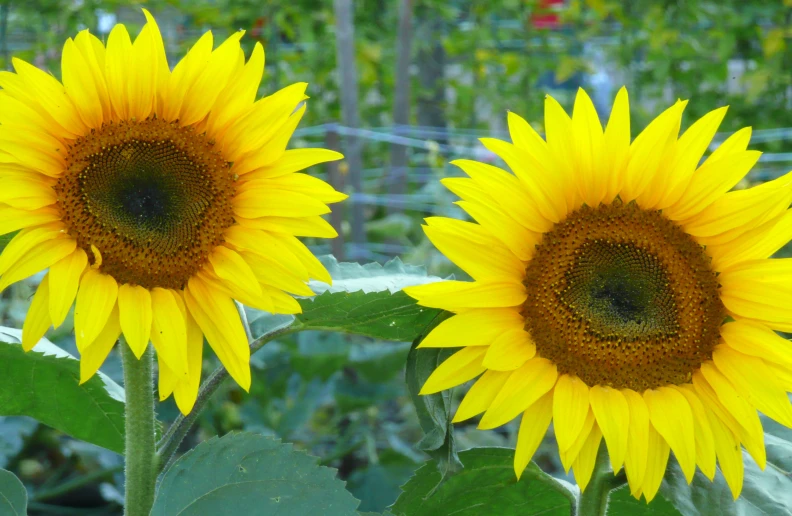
[405,310,461,478]
[390,447,574,516]
[246,256,445,342]
[0,327,125,454]
[151,431,360,515]
[0,468,27,515]
[606,485,682,515]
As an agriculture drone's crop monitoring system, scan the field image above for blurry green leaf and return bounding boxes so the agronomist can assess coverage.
[0,468,27,515]
[0,231,16,254]
[365,214,415,241]
[151,432,359,515]
[291,332,350,381]
[0,328,125,454]
[0,417,37,469]
[391,448,573,516]
[607,485,682,515]
[347,452,418,513]
[335,375,402,413]
[404,311,461,478]
[351,341,412,382]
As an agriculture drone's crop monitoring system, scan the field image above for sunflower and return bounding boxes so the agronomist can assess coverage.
[404,88,792,502]
[0,11,345,415]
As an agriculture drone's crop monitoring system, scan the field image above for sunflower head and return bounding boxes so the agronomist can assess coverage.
[0,10,346,415]
[405,87,792,502]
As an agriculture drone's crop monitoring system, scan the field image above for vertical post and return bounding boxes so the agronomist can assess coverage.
[325,125,346,261]
[0,2,9,70]
[415,2,447,145]
[388,0,413,214]
[333,0,366,260]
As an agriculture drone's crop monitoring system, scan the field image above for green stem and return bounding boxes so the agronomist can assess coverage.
[577,445,626,516]
[121,343,157,516]
[156,322,302,472]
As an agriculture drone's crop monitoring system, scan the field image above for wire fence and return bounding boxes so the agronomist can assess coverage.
[297,123,792,262]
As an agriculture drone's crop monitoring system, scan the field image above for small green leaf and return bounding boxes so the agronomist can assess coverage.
[405,311,461,477]
[0,468,27,515]
[246,257,445,342]
[152,432,360,515]
[0,327,125,454]
[391,448,573,516]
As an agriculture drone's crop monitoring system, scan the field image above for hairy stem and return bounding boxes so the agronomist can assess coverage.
[156,320,301,472]
[121,343,157,515]
[577,445,627,516]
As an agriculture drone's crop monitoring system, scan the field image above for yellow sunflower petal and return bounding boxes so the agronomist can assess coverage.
[422,217,525,282]
[419,346,487,395]
[478,357,557,430]
[208,246,263,301]
[572,423,603,492]
[74,267,118,351]
[48,247,88,327]
[589,385,630,472]
[62,38,104,129]
[207,42,264,136]
[571,88,605,206]
[0,237,76,292]
[172,299,204,415]
[712,345,792,427]
[622,389,650,495]
[0,178,57,209]
[104,23,133,121]
[673,385,716,480]
[559,408,596,473]
[603,87,630,203]
[644,386,696,483]
[233,187,330,219]
[455,200,540,261]
[419,309,524,349]
[0,205,61,238]
[697,365,765,468]
[12,57,86,135]
[553,374,590,453]
[622,99,687,204]
[235,215,338,238]
[158,355,176,402]
[482,328,536,370]
[641,425,671,502]
[79,303,120,384]
[185,275,250,391]
[705,405,744,499]
[22,275,51,351]
[450,159,552,234]
[403,280,526,310]
[117,284,153,359]
[514,391,554,479]
[720,320,792,370]
[242,174,347,204]
[150,288,189,378]
[236,147,343,179]
[653,106,728,210]
[452,370,511,423]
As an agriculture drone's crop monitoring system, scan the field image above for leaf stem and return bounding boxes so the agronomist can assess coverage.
[155,321,301,472]
[577,445,626,516]
[120,343,157,516]
[33,465,124,503]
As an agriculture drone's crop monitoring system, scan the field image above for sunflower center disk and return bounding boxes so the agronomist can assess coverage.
[55,118,236,290]
[523,201,725,391]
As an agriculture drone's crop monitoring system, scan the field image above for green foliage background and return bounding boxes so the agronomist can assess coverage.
[1,0,792,514]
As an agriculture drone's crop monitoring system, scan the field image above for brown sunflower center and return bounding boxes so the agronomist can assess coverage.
[523,200,725,391]
[55,118,236,290]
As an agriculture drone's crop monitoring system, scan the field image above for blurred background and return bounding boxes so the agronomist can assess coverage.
[1,0,792,513]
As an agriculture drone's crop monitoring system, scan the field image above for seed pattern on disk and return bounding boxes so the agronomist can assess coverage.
[55,117,236,290]
[523,200,725,391]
